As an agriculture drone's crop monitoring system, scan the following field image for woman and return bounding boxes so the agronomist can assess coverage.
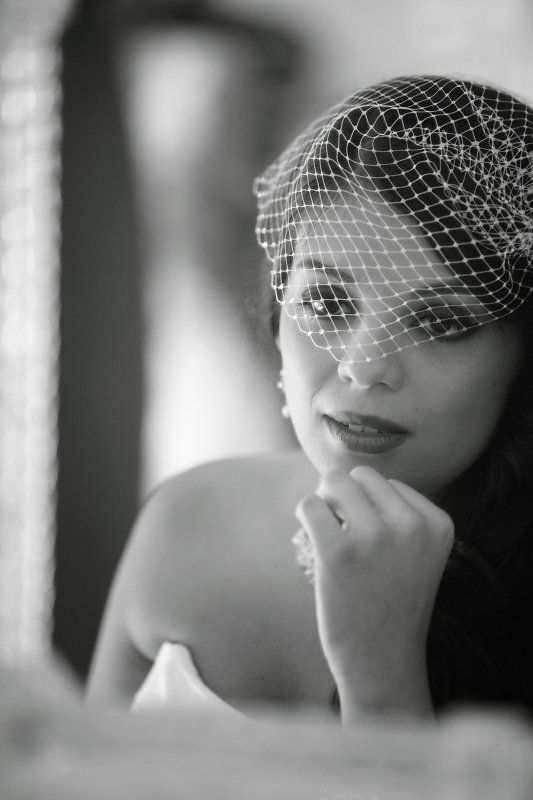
[87,76,533,723]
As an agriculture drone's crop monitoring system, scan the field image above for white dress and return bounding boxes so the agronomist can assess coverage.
[131,642,245,718]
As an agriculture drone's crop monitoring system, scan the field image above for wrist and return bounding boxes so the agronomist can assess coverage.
[333,656,434,724]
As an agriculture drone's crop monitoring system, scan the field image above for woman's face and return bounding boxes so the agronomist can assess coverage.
[277,194,522,497]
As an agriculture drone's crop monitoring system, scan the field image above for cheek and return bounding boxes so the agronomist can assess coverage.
[422,338,519,462]
[441,377,503,439]
[279,314,330,414]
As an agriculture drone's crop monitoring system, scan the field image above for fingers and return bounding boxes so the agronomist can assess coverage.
[349,466,454,546]
[295,492,342,552]
[296,470,386,570]
[387,477,445,519]
[318,469,382,536]
[388,477,454,544]
[295,465,454,567]
[347,466,424,531]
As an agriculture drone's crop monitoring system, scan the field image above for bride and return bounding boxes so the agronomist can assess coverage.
[87,75,533,723]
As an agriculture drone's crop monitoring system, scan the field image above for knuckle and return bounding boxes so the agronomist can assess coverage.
[295,494,319,518]
[439,518,455,548]
[430,509,455,539]
[437,509,454,530]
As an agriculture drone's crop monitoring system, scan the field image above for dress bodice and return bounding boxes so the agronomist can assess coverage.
[131,642,245,718]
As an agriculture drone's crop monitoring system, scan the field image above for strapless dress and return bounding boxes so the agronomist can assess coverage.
[131,642,245,718]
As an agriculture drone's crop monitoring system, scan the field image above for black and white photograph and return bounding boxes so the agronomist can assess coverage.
[1,1,533,797]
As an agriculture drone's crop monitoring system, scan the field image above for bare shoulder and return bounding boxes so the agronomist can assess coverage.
[124,450,316,645]
[140,450,314,537]
[131,449,315,563]
[86,450,317,704]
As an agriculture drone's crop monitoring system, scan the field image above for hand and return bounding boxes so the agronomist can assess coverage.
[295,465,454,718]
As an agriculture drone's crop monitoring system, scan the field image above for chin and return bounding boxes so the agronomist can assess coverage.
[322,445,399,474]
[309,448,388,479]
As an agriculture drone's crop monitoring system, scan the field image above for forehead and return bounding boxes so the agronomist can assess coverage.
[292,190,453,287]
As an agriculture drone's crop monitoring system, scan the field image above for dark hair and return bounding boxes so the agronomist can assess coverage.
[427,301,533,713]
[267,77,533,308]
[262,76,533,714]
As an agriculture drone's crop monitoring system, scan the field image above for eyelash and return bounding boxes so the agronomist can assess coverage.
[407,305,480,341]
[293,287,479,341]
[295,287,357,318]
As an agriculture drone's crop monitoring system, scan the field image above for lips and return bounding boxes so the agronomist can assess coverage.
[323,411,409,455]
[324,414,408,456]
[328,411,408,435]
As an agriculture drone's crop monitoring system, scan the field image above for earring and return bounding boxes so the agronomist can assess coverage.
[277,369,290,419]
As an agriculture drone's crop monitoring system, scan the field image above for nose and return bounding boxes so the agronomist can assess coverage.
[336,323,404,391]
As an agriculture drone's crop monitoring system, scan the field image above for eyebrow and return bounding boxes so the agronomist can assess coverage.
[294,259,476,298]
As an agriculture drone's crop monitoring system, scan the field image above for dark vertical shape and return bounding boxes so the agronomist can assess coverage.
[55,5,143,678]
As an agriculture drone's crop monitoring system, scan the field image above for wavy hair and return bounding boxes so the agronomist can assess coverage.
[427,301,533,711]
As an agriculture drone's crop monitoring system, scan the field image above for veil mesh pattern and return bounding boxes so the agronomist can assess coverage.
[254,76,533,362]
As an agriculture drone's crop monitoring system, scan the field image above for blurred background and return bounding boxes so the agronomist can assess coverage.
[2,0,533,682]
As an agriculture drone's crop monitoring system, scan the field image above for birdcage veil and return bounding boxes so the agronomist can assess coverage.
[254,76,533,363]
